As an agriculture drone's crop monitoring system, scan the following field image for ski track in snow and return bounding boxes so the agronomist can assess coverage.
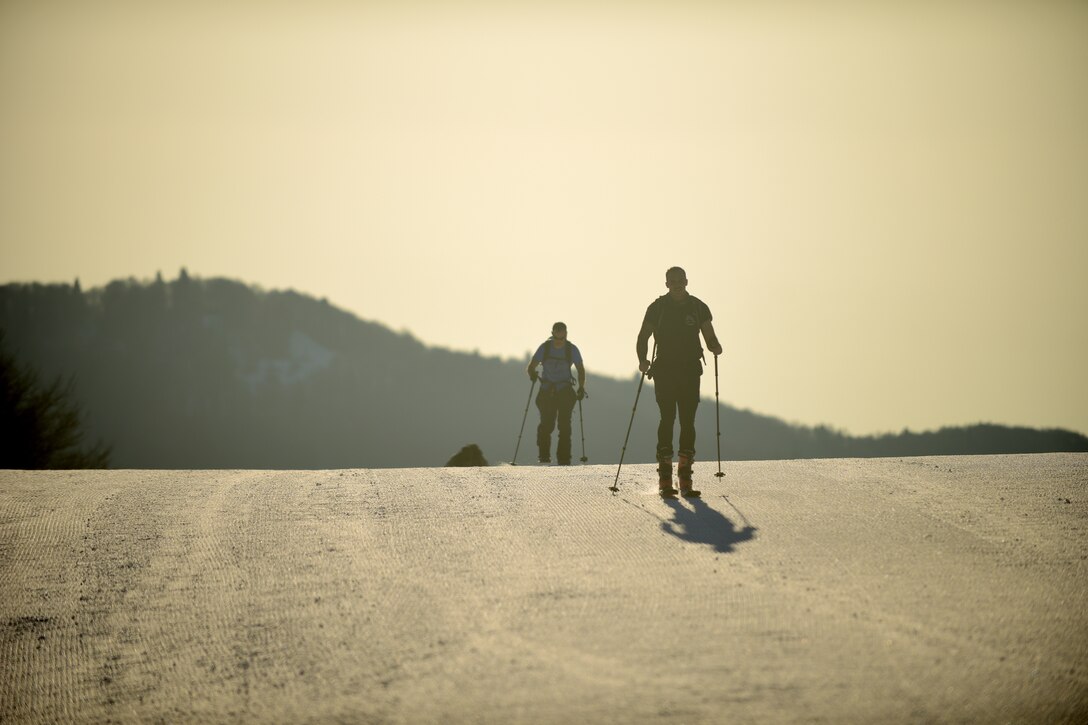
[1,455,1086,723]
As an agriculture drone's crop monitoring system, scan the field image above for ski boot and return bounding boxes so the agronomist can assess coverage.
[658,459,677,497]
[678,452,701,498]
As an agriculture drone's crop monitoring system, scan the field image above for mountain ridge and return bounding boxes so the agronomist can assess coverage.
[2,272,1085,468]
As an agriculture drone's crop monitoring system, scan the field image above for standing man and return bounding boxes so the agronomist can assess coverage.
[636,267,723,496]
[527,322,586,465]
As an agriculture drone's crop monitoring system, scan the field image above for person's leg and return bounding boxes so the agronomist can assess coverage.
[677,372,701,488]
[654,374,679,486]
[556,387,576,464]
[536,389,558,462]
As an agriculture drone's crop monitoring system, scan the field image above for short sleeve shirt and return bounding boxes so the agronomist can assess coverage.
[532,341,583,389]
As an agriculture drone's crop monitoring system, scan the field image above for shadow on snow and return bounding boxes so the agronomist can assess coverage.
[618,492,757,554]
[660,496,757,553]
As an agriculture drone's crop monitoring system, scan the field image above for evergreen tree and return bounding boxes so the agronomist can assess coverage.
[0,333,110,469]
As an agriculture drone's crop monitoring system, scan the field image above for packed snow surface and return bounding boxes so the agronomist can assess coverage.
[2,455,1086,723]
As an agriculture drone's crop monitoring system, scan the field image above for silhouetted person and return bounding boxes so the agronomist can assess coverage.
[526,322,586,465]
[636,267,722,495]
[446,444,488,467]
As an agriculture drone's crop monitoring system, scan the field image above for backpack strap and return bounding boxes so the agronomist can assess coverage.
[541,338,573,366]
[539,338,577,387]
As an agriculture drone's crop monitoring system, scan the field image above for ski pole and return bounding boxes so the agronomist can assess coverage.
[611,371,647,493]
[714,354,724,479]
[578,390,589,463]
[512,377,537,465]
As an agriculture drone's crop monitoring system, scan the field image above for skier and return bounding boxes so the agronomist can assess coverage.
[526,322,586,465]
[636,267,722,496]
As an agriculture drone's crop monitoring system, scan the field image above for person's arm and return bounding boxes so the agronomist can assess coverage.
[527,346,542,380]
[636,318,654,373]
[701,320,723,356]
[575,362,586,392]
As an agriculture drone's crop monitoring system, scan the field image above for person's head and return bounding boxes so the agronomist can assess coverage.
[551,321,567,341]
[665,267,688,298]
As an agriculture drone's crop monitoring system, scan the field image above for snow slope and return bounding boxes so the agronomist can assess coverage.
[2,455,1086,723]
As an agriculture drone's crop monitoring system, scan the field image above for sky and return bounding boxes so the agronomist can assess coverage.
[2,0,1086,436]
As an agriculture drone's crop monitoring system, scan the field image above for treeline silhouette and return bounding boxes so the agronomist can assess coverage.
[1,272,1084,469]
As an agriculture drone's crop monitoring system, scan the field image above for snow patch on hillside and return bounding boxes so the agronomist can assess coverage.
[239,330,335,388]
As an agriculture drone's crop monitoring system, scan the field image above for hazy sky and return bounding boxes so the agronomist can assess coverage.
[2,1,1086,436]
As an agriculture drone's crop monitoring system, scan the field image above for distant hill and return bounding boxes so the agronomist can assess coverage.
[2,273,1085,468]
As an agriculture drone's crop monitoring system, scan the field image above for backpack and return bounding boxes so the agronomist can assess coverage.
[650,295,705,363]
[537,338,577,387]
